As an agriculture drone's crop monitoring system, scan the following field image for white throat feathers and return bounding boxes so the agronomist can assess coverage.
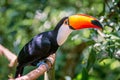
[57,24,73,46]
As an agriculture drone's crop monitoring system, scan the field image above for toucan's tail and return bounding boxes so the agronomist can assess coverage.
[14,64,24,78]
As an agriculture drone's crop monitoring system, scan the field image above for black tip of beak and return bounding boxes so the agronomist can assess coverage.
[91,20,103,30]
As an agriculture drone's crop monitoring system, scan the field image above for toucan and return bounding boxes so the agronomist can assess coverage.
[15,14,103,78]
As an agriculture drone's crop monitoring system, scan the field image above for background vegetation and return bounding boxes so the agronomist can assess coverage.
[0,0,120,80]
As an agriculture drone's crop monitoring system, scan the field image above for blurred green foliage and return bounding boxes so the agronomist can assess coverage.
[0,0,120,80]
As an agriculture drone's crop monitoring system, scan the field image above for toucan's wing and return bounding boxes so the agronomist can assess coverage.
[15,33,51,78]
[29,34,51,56]
[17,34,51,65]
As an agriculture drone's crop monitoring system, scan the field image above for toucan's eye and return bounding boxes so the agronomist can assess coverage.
[64,19,68,25]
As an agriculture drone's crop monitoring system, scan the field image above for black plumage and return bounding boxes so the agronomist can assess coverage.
[15,14,103,78]
[15,17,68,78]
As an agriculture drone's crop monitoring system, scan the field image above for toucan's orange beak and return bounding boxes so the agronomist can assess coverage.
[68,14,103,30]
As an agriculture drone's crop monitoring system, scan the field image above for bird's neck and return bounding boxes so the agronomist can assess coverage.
[55,24,73,46]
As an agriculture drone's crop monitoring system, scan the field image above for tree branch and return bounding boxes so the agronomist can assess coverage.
[0,44,17,67]
[0,44,56,80]
[10,54,56,80]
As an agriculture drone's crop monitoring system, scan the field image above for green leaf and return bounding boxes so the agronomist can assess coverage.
[86,48,96,71]
[82,68,88,80]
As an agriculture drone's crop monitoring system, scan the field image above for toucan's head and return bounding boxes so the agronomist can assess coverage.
[55,14,103,46]
[64,14,103,30]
